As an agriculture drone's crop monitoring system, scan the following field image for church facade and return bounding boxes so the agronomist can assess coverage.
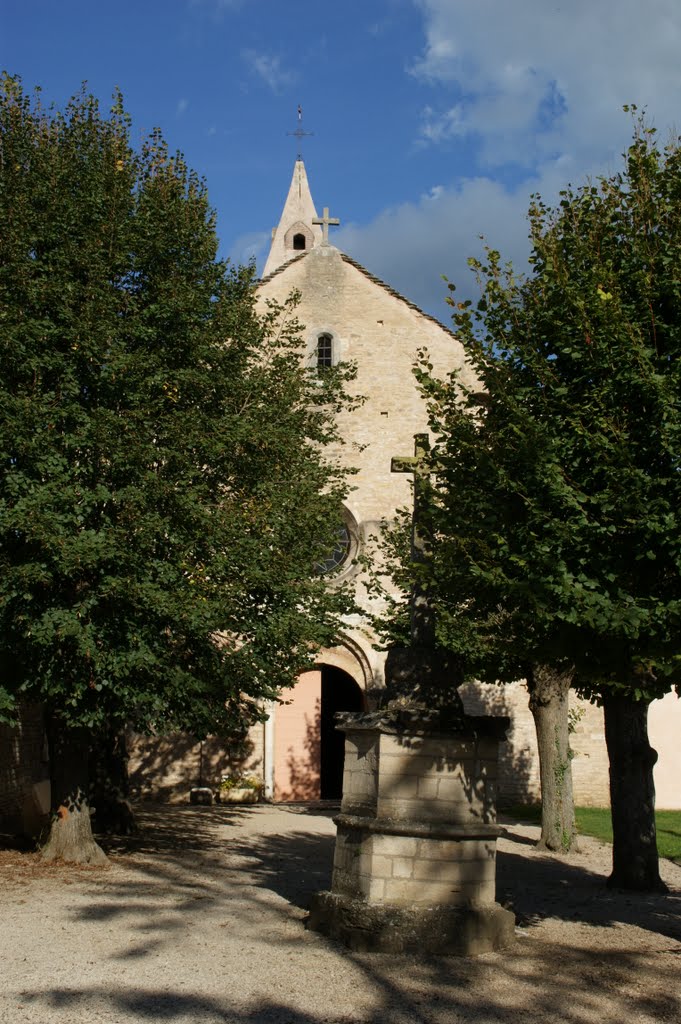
[254,159,478,801]
[244,157,681,809]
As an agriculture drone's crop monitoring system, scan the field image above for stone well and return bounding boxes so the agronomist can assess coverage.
[308,710,515,955]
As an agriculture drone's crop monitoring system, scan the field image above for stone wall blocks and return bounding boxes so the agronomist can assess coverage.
[391,857,415,879]
[375,797,443,822]
[372,835,419,858]
[377,753,433,776]
[382,878,466,906]
[377,775,420,800]
[416,778,440,799]
[367,878,386,901]
[416,838,495,862]
[367,854,394,877]
[409,856,495,885]
[435,778,469,803]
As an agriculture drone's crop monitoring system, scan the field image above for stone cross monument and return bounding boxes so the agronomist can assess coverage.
[385,433,464,719]
[308,434,515,956]
[390,432,436,649]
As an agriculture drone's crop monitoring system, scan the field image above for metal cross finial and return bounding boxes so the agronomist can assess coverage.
[312,207,340,244]
[287,104,314,159]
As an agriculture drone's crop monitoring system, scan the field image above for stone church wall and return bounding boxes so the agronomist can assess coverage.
[461,680,610,808]
[126,727,264,803]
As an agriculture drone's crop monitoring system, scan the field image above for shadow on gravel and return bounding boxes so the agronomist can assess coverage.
[496,847,681,943]
[99,803,252,856]
[0,831,37,852]
[15,940,681,1024]
[225,828,335,909]
[100,803,337,909]
[5,805,681,1023]
[58,803,681,948]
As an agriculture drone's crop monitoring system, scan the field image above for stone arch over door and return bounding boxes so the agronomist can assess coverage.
[272,639,368,801]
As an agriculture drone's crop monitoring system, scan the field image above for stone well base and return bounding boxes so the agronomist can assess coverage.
[308,890,515,956]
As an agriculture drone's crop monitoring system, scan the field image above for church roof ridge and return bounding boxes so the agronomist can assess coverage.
[257,248,309,285]
[337,251,458,339]
[257,247,457,339]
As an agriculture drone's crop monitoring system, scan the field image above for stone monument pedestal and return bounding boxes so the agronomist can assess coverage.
[308,711,515,955]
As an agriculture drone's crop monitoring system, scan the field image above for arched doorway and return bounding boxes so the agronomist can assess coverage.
[320,666,364,799]
[273,665,364,801]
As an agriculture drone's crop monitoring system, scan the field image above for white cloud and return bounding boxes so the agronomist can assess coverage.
[419,104,465,145]
[229,230,270,271]
[411,0,681,171]
[337,177,538,322]
[242,49,294,93]
[176,98,189,117]
[334,0,681,320]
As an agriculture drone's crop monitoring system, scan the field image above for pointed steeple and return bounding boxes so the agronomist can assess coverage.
[262,159,323,277]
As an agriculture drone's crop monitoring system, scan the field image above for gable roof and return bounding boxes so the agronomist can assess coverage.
[257,247,458,341]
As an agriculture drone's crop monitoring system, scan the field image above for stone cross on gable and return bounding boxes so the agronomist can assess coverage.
[313,207,340,244]
[391,433,437,650]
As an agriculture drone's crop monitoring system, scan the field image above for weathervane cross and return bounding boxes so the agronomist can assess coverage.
[287,104,314,159]
[313,206,340,244]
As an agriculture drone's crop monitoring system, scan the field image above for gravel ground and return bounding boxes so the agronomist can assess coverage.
[1,803,680,1024]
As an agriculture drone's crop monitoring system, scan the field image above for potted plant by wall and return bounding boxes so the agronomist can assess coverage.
[217,775,262,804]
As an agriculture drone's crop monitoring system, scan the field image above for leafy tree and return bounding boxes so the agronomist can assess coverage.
[407,114,681,888]
[0,77,354,861]
[373,422,579,854]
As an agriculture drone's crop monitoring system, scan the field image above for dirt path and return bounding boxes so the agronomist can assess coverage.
[1,804,679,1024]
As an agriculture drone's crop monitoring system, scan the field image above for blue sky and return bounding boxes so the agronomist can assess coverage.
[3,0,681,323]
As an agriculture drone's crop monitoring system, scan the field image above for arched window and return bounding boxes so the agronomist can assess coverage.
[313,506,359,578]
[314,523,351,575]
[292,233,306,250]
[316,333,334,369]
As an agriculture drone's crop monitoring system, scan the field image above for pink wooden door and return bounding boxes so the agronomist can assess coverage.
[273,670,322,800]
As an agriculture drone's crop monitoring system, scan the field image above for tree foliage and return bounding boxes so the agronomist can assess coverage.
[430,113,681,697]
[0,76,354,751]
[392,114,681,884]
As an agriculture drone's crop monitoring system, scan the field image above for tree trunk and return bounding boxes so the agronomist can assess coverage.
[603,692,665,891]
[89,728,137,835]
[527,663,578,852]
[41,713,107,864]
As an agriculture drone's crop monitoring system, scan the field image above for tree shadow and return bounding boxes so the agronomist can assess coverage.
[13,941,681,1024]
[280,700,322,801]
[459,681,537,806]
[225,827,335,909]
[98,803,252,856]
[6,805,681,1024]
[0,829,37,852]
[495,845,681,942]
[127,728,259,803]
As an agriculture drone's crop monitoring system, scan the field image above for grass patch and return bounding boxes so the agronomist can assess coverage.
[502,804,681,863]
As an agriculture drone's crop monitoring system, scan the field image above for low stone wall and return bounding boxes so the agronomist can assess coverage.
[331,820,498,907]
[127,728,263,803]
[460,681,611,807]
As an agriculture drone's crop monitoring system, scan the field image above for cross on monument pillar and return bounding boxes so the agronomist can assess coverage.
[391,433,436,650]
[312,207,340,244]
